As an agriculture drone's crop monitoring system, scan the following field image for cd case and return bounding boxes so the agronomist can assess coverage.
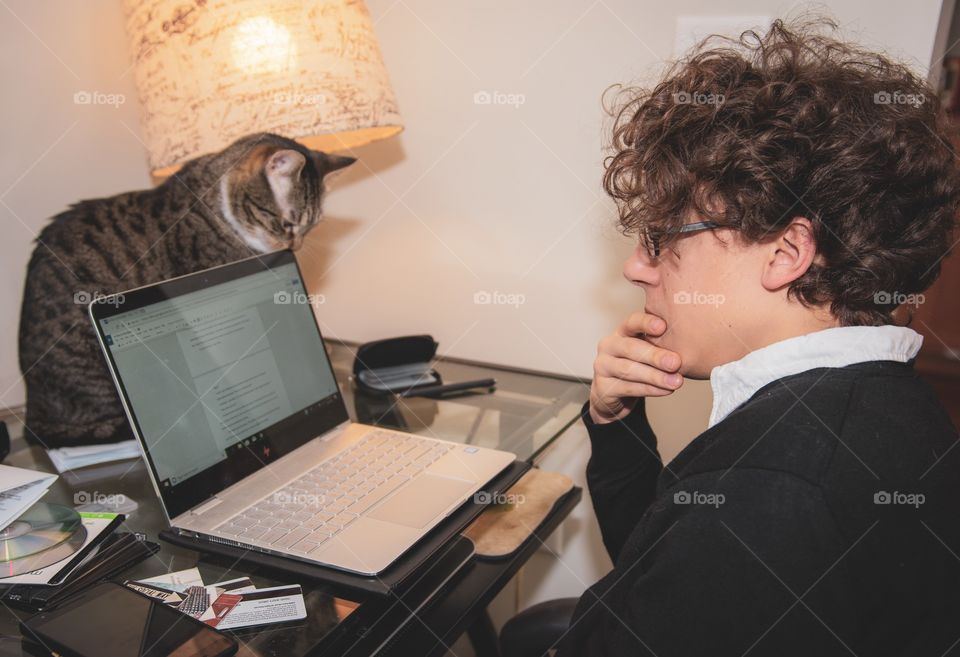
[0,509,118,583]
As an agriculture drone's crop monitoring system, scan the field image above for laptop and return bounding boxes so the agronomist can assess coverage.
[89,250,515,575]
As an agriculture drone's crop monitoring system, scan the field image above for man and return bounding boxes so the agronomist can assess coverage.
[559,19,960,656]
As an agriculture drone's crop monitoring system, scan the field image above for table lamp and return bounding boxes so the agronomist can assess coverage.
[122,0,403,177]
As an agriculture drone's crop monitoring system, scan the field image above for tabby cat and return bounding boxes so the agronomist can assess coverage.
[18,132,355,447]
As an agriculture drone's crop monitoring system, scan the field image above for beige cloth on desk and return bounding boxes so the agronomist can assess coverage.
[462,469,574,558]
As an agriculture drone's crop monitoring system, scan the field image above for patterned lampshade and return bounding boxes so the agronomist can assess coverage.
[123,0,403,177]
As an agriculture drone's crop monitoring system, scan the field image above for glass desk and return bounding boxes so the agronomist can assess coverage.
[0,342,588,657]
[327,339,588,463]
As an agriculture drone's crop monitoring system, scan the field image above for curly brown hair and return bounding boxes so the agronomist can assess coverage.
[603,18,960,326]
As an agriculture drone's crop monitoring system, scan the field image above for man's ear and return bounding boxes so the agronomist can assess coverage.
[760,217,818,292]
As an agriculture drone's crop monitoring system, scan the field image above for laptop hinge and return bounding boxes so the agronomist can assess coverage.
[320,420,352,441]
[189,496,224,516]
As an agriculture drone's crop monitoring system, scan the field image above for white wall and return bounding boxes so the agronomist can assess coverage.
[1,0,946,460]
[1,1,150,413]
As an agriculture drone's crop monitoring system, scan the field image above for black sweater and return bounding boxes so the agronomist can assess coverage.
[558,361,960,656]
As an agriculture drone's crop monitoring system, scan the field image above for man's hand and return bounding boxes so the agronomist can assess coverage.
[589,312,683,424]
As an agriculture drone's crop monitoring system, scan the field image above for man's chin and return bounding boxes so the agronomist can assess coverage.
[644,334,705,379]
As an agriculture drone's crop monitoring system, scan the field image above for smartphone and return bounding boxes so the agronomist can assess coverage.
[20,581,237,657]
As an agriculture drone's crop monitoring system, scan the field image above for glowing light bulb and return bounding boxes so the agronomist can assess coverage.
[231,16,295,73]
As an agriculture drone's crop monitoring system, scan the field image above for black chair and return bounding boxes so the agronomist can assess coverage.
[499,597,578,657]
[500,596,960,657]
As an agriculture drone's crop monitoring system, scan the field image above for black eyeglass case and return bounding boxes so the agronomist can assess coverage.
[352,335,442,396]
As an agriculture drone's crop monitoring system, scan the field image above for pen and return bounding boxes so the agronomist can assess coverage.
[399,378,497,399]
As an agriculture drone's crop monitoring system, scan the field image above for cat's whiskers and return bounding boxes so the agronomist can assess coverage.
[219,177,279,253]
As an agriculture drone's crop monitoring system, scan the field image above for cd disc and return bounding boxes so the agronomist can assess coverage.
[0,503,82,562]
[0,524,86,578]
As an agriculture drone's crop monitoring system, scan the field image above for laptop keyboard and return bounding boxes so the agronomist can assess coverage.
[213,430,455,558]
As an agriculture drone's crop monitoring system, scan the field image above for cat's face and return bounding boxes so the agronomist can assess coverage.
[219,136,356,252]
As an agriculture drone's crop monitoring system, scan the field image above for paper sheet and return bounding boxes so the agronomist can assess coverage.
[0,465,58,533]
[46,440,141,473]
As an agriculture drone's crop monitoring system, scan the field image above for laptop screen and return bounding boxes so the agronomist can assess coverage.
[90,251,348,519]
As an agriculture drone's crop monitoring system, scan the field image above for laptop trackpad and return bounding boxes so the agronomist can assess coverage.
[367,475,474,529]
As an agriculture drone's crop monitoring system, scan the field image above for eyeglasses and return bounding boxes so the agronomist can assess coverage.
[640,221,723,258]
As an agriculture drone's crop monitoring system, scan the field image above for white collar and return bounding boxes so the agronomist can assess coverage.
[708,325,923,428]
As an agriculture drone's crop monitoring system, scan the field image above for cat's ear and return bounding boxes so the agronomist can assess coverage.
[264,150,306,220]
[265,149,306,180]
[313,152,357,176]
